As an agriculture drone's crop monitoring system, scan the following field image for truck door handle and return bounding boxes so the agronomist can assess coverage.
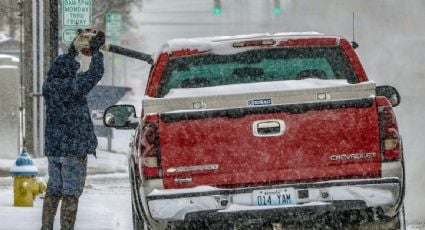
[253,120,286,137]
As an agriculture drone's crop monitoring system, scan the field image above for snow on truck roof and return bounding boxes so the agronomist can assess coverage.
[159,32,342,56]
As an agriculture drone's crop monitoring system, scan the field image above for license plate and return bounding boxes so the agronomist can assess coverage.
[253,188,295,206]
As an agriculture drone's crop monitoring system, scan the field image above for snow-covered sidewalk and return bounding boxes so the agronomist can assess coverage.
[0,173,132,230]
[0,151,132,230]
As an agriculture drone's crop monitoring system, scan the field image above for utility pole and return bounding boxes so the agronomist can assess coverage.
[22,0,34,155]
[22,0,58,157]
[49,0,58,59]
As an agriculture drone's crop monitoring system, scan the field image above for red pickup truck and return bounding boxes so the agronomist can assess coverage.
[104,32,404,229]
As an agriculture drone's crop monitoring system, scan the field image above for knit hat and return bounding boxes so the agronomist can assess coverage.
[10,148,39,176]
[46,53,80,80]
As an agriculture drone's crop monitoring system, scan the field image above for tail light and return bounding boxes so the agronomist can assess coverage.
[376,97,401,161]
[140,114,162,179]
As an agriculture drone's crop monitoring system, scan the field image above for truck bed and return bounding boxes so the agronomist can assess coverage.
[142,80,380,189]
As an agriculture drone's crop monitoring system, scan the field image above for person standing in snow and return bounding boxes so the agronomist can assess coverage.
[41,30,105,230]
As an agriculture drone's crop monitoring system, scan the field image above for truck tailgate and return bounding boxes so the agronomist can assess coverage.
[144,82,381,189]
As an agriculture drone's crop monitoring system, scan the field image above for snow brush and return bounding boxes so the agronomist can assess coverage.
[73,29,154,65]
[102,44,153,65]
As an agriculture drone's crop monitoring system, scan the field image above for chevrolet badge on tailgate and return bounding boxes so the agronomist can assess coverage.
[167,164,219,173]
[330,152,376,161]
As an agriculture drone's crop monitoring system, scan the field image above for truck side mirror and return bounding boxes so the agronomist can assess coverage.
[376,85,401,107]
[103,105,139,129]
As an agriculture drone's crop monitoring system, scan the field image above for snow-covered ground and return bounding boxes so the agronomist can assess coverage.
[0,173,132,230]
[0,149,132,230]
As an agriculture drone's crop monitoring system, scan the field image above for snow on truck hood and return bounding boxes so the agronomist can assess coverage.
[164,79,369,98]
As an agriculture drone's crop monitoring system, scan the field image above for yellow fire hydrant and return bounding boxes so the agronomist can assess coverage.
[9,148,46,207]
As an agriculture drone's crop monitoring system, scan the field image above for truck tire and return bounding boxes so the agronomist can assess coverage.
[132,197,146,230]
[381,205,406,230]
[129,161,148,230]
[396,205,406,230]
[357,206,406,230]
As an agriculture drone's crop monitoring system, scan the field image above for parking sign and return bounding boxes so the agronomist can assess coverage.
[62,28,78,43]
[62,0,92,27]
[106,13,122,45]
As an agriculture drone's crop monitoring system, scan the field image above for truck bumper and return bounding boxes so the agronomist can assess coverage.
[146,178,402,221]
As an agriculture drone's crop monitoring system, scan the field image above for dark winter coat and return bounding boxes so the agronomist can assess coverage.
[43,51,104,157]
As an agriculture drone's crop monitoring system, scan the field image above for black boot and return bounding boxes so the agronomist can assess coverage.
[41,193,61,230]
[60,195,80,230]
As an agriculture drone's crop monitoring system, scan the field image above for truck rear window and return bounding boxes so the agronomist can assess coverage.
[157,46,358,97]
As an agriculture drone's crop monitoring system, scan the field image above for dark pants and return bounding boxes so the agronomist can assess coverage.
[42,156,88,230]
[46,156,88,196]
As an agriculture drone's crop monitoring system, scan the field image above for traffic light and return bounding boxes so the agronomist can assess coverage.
[273,0,281,14]
[214,0,222,15]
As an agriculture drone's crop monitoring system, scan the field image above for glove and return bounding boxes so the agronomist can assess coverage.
[89,31,105,52]
[68,29,83,57]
